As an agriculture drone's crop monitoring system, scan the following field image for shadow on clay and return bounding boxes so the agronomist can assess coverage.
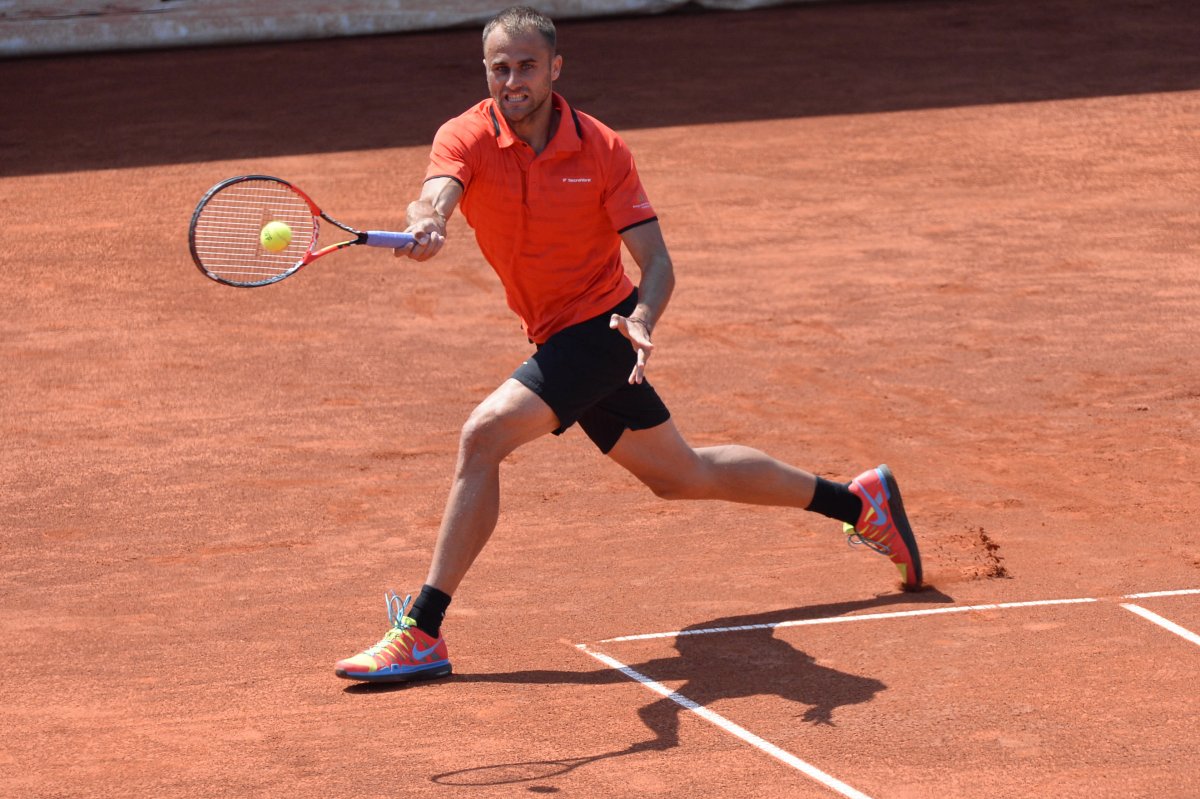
[347,587,954,786]
[6,1,1198,176]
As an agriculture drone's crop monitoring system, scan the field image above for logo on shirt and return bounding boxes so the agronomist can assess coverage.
[562,177,592,183]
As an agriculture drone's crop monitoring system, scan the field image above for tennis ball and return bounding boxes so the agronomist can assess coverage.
[260,221,292,252]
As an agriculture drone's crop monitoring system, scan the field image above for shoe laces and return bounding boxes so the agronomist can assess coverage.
[843,522,892,556]
[363,591,415,656]
[385,590,413,628]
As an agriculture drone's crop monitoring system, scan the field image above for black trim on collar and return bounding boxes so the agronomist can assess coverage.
[617,216,659,235]
[489,106,502,137]
[571,108,583,139]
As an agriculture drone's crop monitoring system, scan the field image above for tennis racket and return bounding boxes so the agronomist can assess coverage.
[188,174,416,287]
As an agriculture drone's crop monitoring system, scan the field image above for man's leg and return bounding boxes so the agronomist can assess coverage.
[422,379,561,590]
[605,418,819,506]
[406,377,556,637]
[606,419,922,588]
[423,378,559,595]
[334,378,558,682]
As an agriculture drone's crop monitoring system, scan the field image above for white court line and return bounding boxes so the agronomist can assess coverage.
[1122,588,1200,599]
[1121,604,1200,648]
[598,589,1200,643]
[576,643,874,799]
[577,589,1197,797]
[599,597,1099,643]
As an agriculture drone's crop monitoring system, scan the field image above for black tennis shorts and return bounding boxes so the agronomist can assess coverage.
[512,289,671,454]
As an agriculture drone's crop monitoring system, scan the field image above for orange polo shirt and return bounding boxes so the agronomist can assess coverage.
[425,92,657,343]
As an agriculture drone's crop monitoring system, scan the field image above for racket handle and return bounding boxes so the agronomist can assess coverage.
[363,230,417,248]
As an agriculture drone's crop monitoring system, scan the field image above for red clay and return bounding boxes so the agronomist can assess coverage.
[2,2,1198,797]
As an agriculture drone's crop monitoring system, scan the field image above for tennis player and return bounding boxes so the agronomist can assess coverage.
[335,5,922,682]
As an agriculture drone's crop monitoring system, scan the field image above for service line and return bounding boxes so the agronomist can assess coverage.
[576,643,874,799]
[577,588,1196,798]
[1122,588,1200,599]
[597,588,1200,644]
[1120,603,1200,648]
[599,597,1098,643]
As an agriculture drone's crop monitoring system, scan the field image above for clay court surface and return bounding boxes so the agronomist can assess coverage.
[3,1,1199,796]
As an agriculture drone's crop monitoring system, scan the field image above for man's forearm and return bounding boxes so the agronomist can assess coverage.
[407,179,463,233]
[407,199,446,232]
[632,254,675,331]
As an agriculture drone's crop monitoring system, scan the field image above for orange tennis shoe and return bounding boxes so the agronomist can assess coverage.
[335,591,452,683]
[845,465,923,590]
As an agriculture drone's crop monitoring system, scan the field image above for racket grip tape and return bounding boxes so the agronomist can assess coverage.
[363,230,417,248]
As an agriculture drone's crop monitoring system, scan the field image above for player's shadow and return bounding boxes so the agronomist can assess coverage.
[424,588,954,786]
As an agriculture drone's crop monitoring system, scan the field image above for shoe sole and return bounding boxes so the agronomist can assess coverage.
[335,663,453,683]
[879,465,923,589]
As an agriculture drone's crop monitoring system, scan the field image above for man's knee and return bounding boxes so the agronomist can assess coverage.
[458,404,510,463]
[647,480,690,501]
[642,465,709,501]
[458,388,551,467]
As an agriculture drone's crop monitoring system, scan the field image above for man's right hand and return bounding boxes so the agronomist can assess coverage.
[396,178,461,262]
[396,219,445,262]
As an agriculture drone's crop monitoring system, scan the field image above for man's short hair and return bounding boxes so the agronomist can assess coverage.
[482,6,557,53]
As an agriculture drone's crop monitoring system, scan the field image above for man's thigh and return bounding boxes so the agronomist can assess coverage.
[462,378,561,458]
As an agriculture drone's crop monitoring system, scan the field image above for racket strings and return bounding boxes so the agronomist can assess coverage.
[191,179,316,286]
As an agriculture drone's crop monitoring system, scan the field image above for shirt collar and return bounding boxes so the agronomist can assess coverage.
[488,92,582,155]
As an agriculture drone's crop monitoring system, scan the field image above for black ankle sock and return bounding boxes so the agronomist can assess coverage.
[408,584,452,638]
[806,477,863,526]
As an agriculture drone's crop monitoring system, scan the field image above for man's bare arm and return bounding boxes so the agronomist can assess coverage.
[396,177,464,262]
[610,220,675,384]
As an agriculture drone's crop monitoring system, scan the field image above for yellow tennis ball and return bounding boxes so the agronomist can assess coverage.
[260,221,292,253]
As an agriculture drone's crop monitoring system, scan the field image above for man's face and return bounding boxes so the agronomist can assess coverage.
[483,28,562,126]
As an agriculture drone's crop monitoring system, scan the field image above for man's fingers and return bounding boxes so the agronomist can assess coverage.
[397,232,443,261]
[612,314,653,383]
[610,314,653,349]
[628,346,648,384]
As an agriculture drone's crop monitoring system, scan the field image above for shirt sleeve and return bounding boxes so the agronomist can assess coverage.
[602,136,657,233]
[424,118,474,188]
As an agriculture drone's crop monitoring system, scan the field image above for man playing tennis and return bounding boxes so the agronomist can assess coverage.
[335,5,922,682]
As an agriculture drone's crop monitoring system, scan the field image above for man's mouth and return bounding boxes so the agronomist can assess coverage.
[504,93,528,104]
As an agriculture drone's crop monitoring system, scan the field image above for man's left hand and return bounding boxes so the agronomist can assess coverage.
[609,314,654,384]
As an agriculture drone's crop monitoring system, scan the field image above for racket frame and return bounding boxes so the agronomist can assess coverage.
[188,174,411,288]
